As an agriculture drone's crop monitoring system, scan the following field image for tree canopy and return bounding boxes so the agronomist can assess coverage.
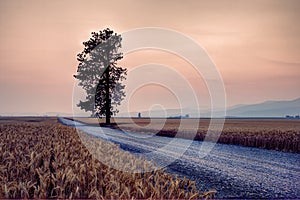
[74,28,127,124]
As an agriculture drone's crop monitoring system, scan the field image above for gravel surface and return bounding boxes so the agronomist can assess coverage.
[60,118,300,199]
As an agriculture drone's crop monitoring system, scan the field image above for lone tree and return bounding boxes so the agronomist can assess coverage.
[74,28,127,124]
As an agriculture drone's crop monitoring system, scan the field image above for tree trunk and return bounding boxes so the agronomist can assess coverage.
[105,65,111,124]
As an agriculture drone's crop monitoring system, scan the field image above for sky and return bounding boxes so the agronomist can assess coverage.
[0,0,299,115]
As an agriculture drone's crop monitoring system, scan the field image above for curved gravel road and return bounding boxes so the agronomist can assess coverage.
[59,118,300,199]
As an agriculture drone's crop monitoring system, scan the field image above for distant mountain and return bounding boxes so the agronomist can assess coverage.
[118,98,300,118]
[222,98,300,117]
[2,98,299,118]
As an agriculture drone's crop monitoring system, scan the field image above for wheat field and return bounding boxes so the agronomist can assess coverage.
[74,117,300,153]
[0,117,215,199]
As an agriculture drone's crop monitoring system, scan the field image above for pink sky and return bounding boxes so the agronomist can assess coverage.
[0,0,299,115]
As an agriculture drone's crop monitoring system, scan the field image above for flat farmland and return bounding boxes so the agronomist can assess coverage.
[71,117,300,153]
[0,117,213,199]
